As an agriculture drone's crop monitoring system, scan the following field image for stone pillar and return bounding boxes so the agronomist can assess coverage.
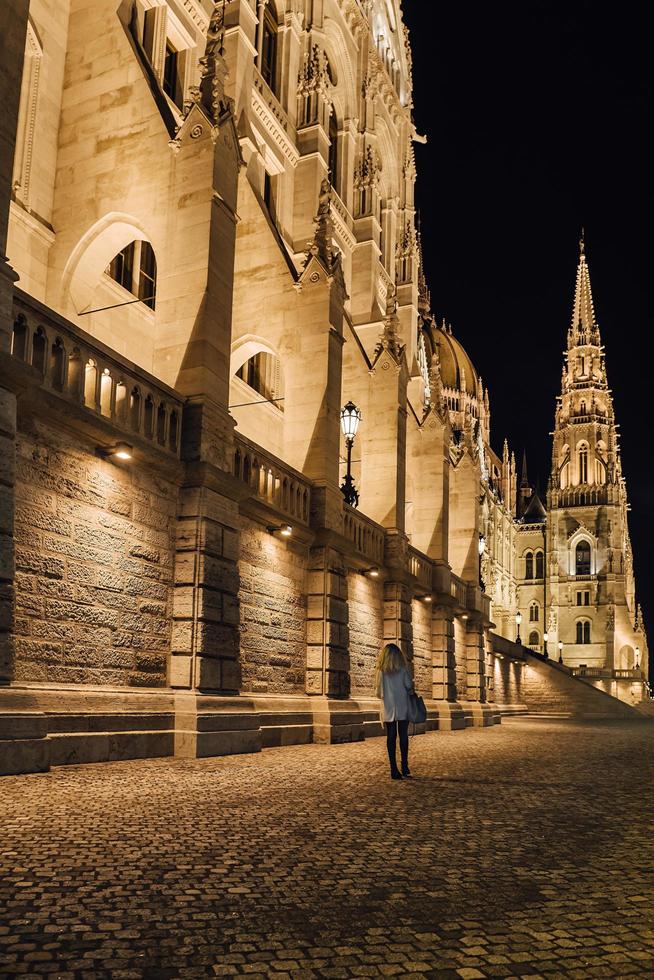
[383,581,413,664]
[464,621,486,702]
[172,483,241,695]
[431,605,456,701]
[407,407,449,559]
[306,546,349,699]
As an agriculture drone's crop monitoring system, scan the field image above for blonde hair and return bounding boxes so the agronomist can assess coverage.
[376,642,406,675]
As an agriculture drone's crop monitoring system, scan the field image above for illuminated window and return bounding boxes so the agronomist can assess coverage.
[107,240,157,310]
[576,620,591,644]
[328,107,339,189]
[525,552,534,580]
[260,8,278,92]
[575,540,591,576]
[578,444,588,484]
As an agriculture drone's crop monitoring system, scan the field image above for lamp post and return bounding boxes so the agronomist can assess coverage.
[478,534,486,592]
[543,631,549,659]
[558,640,564,665]
[340,401,362,508]
[516,611,522,646]
[635,646,641,672]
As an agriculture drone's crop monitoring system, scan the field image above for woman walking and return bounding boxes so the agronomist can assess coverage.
[375,642,413,780]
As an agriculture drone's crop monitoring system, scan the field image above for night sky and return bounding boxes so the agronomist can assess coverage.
[403,1,652,655]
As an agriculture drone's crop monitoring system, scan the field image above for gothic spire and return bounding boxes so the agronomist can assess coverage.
[570,231,599,346]
[520,450,529,488]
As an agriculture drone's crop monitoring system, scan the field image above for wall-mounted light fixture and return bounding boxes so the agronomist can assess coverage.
[340,401,362,508]
[360,567,379,578]
[418,594,432,603]
[100,441,133,462]
[516,611,522,646]
[267,524,293,538]
[461,613,469,621]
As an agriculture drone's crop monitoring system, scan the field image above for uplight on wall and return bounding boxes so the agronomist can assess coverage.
[99,441,133,462]
[268,524,293,538]
[360,567,379,578]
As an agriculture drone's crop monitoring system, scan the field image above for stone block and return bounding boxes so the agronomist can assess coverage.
[170,655,192,688]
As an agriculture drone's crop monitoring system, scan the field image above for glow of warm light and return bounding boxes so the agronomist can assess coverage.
[111,442,132,461]
[340,400,362,441]
[423,595,432,603]
[558,641,564,652]
[478,535,486,556]
[281,525,292,537]
[544,632,549,642]
[516,612,522,627]
[368,568,379,578]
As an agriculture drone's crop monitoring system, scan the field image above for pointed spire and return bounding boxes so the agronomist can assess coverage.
[199,1,232,120]
[520,450,529,488]
[570,232,599,344]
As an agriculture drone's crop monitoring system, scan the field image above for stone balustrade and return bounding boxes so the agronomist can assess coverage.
[450,573,468,608]
[343,505,385,566]
[11,288,184,457]
[407,546,432,590]
[233,433,311,527]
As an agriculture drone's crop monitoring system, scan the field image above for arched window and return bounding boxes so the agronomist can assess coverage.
[260,6,278,93]
[578,443,589,484]
[528,631,540,649]
[525,552,534,580]
[576,620,591,645]
[580,400,587,416]
[235,351,284,410]
[575,540,591,576]
[535,551,544,579]
[529,602,539,623]
[106,240,157,310]
[328,106,339,190]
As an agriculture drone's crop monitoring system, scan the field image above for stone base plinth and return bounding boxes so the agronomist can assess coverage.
[0,688,50,775]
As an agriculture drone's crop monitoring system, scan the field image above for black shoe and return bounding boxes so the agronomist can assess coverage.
[401,769,412,778]
[391,770,403,780]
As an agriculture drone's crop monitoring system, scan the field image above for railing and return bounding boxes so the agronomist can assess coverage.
[343,506,385,565]
[573,667,643,680]
[407,546,432,590]
[252,69,293,136]
[233,433,310,526]
[553,487,609,508]
[11,289,184,458]
[450,573,467,608]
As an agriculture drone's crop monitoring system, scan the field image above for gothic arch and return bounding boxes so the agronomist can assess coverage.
[62,212,156,314]
[230,335,283,377]
[323,18,358,122]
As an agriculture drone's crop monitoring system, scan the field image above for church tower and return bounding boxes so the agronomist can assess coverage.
[545,236,648,700]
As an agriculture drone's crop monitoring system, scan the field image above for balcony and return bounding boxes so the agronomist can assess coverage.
[10,288,184,459]
[450,573,468,609]
[573,667,643,681]
[233,433,311,527]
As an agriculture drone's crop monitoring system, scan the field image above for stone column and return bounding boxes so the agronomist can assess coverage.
[464,621,486,703]
[431,604,456,701]
[306,546,349,699]
[172,482,241,694]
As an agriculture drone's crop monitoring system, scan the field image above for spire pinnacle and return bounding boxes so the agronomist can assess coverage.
[520,450,529,488]
[570,234,598,344]
[579,227,585,258]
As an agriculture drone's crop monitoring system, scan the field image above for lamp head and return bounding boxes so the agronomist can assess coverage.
[340,401,362,441]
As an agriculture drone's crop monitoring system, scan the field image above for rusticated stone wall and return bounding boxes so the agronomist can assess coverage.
[238,522,307,694]
[348,572,383,698]
[12,418,176,686]
[411,598,432,698]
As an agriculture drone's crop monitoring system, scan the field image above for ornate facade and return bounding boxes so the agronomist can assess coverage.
[0,0,647,772]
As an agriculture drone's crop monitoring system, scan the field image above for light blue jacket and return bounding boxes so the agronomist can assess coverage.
[376,666,413,722]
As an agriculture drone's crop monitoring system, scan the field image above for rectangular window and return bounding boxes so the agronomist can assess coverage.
[163,41,183,108]
[576,590,590,606]
[108,242,135,292]
[138,241,157,311]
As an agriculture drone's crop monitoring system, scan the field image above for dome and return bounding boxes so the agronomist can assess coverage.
[425,321,479,396]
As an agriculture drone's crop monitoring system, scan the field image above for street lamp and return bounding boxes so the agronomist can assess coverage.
[558,640,564,664]
[543,631,549,659]
[340,401,362,508]
[516,611,522,646]
[635,646,641,671]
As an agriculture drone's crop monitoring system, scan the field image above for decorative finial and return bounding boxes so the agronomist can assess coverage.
[579,227,585,258]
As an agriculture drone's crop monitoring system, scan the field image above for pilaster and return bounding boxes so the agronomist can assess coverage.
[306,546,349,699]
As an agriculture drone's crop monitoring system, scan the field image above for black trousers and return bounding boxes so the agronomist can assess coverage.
[385,719,409,773]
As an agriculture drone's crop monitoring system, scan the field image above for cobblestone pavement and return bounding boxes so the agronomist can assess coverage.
[2,719,654,979]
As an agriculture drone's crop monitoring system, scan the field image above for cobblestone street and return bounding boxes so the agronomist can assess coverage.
[2,718,654,979]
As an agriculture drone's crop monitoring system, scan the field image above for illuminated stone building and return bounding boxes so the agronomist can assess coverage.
[0,0,646,773]
[516,241,648,704]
